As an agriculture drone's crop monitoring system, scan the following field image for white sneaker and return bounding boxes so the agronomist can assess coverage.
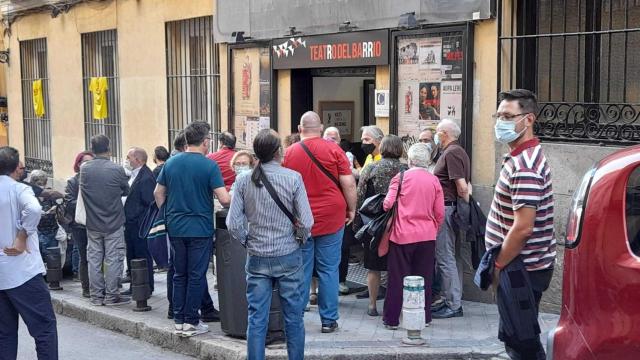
[181,321,209,337]
[339,282,349,294]
[174,324,183,335]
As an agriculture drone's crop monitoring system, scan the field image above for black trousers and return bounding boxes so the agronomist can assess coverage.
[124,221,154,292]
[71,227,89,293]
[502,268,554,360]
[338,225,355,283]
[0,275,58,360]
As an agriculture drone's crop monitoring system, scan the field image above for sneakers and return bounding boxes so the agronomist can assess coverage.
[321,322,339,333]
[174,324,183,335]
[431,306,463,319]
[104,296,131,306]
[181,322,209,337]
[339,282,349,295]
[383,322,398,330]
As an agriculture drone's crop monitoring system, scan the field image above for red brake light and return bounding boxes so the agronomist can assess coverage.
[564,168,595,248]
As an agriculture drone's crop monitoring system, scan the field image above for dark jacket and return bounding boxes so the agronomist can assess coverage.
[474,245,541,344]
[80,156,129,233]
[152,163,164,179]
[124,165,156,226]
[64,174,84,229]
[453,194,487,269]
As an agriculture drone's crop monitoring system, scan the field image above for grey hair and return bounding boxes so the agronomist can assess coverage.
[407,143,433,169]
[436,119,461,140]
[323,126,340,138]
[30,169,48,187]
[360,126,384,142]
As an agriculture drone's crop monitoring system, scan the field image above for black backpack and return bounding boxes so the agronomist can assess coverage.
[55,198,74,231]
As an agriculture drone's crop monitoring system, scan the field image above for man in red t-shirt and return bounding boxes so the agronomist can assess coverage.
[206,132,237,191]
[283,111,356,334]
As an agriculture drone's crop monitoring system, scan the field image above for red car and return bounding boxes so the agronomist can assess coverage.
[548,145,640,359]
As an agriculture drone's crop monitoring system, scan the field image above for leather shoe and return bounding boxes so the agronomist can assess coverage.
[431,306,463,319]
[430,300,446,313]
[201,308,221,322]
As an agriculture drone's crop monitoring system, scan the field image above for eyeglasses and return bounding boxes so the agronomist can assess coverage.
[418,138,431,143]
[491,112,531,121]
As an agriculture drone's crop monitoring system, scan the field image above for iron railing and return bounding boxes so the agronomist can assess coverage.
[498,0,640,145]
[81,29,122,162]
[166,16,220,149]
[20,38,52,174]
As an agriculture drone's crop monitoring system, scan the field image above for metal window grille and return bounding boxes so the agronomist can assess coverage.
[20,38,52,174]
[166,16,220,148]
[81,29,122,162]
[498,0,640,144]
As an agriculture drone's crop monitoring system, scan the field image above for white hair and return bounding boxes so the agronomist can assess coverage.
[407,143,433,169]
[29,169,48,187]
[360,126,384,142]
[323,127,340,138]
[436,119,461,140]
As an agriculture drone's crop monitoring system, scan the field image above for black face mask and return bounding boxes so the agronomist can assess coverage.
[361,143,376,155]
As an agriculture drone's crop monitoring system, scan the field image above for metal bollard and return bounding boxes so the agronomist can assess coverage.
[401,276,426,345]
[46,246,63,290]
[131,258,152,312]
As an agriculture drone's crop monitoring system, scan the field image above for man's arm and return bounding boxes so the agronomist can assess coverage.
[339,174,357,224]
[4,186,41,256]
[225,180,247,245]
[494,206,536,267]
[214,187,231,207]
[154,184,167,208]
[454,178,469,203]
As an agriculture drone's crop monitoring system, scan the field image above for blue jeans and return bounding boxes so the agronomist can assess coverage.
[302,226,344,325]
[170,236,211,325]
[246,249,305,360]
[38,231,58,263]
[167,240,215,316]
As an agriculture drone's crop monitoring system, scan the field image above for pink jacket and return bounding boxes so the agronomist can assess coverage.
[383,167,445,244]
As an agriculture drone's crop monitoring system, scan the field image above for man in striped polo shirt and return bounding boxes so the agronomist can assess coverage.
[486,89,556,359]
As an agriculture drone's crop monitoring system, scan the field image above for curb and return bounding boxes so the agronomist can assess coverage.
[51,295,508,360]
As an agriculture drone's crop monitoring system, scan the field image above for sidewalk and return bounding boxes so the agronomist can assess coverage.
[49,271,559,359]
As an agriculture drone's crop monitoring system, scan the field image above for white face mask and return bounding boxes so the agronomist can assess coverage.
[234,165,252,175]
[123,159,133,171]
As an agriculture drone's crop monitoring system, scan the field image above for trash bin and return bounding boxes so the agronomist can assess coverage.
[215,209,285,341]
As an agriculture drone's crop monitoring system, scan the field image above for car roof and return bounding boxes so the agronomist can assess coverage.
[592,144,640,185]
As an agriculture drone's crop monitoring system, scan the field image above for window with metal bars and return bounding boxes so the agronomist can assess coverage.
[81,29,122,162]
[20,38,52,174]
[498,0,640,144]
[166,16,219,149]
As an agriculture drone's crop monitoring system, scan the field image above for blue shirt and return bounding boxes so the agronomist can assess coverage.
[158,152,225,238]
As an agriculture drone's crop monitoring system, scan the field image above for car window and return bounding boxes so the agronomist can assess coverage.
[625,167,640,256]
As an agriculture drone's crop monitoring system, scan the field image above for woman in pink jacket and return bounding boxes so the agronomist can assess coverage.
[382,142,445,329]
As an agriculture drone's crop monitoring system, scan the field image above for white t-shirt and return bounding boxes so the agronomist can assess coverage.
[0,176,45,290]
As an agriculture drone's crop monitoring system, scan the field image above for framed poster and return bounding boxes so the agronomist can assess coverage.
[233,47,261,117]
[375,90,389,117]
[319,101,354,137]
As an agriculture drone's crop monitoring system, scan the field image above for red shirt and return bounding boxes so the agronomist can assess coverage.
[283,137,351,236]
[207,147,236,191]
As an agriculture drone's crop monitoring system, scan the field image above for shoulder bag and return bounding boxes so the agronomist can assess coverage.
[259,172,307,245]
[298,141,341,190]
[74,190,87,226]
[371,170,404,257]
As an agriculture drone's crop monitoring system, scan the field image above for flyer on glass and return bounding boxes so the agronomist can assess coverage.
[440,81,463,125]
[233,48,261,117]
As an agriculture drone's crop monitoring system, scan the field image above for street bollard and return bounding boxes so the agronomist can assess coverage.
[401,276,426,345]
[46,246,63,290]
[131,258,152,312]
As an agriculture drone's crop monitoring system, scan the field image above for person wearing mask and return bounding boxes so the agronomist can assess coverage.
[229,150,255,196]
[418,129,440,166]
[29,170,60,263]
[227,129,313,360]
[152,146,170,179]
[382,143,444,329]
[323,127,341,143]
[283,111,357,333]
[486,89,555,358]
[360,126,384,169]
[154,121,231,337]
[65,151,95,298]
[354,135,408,315]
[0,146,58,360]
[207,131,237,191]
[431,119,471,319]
[123,147,156,295]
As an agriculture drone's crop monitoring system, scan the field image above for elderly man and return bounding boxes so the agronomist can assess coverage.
[29,170,60,262]
[431,119,470,319]
[123,147,156,295]
[323,127,341,143]
[360,126,384,169]
[207,131,237,191]
[419,129,441,165]
[283,111,357,333]
[0,146,58,359]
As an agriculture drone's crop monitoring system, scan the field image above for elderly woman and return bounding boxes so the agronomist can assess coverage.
[64,151,95,297]
[30,170,60,263]
[360,126,384,169]
[229,150,255,196]
[354,135,408,316]
[381,143,444,329]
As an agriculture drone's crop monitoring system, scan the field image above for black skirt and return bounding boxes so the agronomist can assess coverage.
[363,240,387,271]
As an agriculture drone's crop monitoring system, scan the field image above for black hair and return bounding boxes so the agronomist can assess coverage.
[184,121,211,146]
[173,130,186,152]
[499,89,538,115]
[251,129,281,188]
[219,131,237,150]
[154,146,170,162]
[0,146,19,175]
[90,134,110,154]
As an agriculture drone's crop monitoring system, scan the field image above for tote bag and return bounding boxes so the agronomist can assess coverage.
[74,191,87,226]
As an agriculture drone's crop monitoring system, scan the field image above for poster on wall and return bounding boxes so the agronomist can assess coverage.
[418,82,440,123]
[440,81,463,125]
[397,81,420,137]
[319,101,354,137]
[442,36,463,80]
[235,115,271,150]
[375,90,389,117]
[397,38,420,81]
[233,48,261,117]
[418,37,442,81]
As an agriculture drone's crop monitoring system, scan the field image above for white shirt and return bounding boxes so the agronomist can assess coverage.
[0,175,45,290]
[122,166,141,205]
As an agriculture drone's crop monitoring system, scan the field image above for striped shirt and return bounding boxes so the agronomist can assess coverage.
[485,138,556,271]
[226,161,314,257]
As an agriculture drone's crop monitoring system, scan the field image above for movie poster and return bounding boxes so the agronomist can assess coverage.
[397,38,420,81]
[442,35,463,80]
[418,37,442,82]
[234,115,248,149]
[440,81,463,124]
[322,110,352,136]
[397,81,420,137]
[418,82,441,123]
[233,48,260,117]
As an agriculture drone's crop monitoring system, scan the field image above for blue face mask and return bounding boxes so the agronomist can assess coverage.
[494,117,527,144]
[434,133,441,148]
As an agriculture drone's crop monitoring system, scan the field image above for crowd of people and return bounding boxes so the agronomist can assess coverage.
[0,89,555,360]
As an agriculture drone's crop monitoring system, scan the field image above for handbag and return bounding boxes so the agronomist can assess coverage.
[139,201,168,268]
[370,171,404,256]
[259,172,307,245]
[74,190,87,226]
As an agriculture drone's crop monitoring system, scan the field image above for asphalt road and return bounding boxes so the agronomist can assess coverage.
[17,314,195,360]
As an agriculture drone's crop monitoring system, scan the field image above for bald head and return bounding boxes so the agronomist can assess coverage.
[127,147,148,169]
[299,111,323,138]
